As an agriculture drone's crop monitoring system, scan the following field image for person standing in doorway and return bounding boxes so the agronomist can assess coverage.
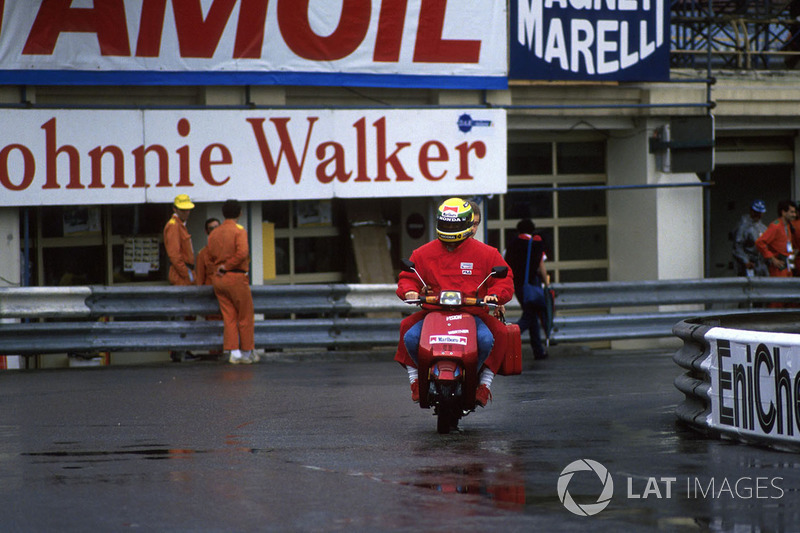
[163,194,199,362]
[732,200,768,277]
[756,199,797,279]
[504,219,549,360]
[208,200,256,365]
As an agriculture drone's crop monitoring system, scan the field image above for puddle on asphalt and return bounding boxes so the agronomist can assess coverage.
[412,463,526,509]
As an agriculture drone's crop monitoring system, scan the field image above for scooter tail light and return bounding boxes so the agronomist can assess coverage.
[431,361,462,382]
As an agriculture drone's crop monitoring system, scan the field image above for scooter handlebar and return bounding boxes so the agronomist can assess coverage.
[402,296,497,309]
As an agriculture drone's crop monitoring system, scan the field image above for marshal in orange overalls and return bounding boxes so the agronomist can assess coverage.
[207,219,255,352]
[163,214,195,286]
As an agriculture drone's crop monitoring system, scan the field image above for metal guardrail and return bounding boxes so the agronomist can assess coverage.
[2,277,800,358]
[0,284,407,357]
[547,277,800,342]
[0,318,401,354]
[550,276,800,309]
[0,284,406,319]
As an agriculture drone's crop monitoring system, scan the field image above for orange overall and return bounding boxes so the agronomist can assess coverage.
[163,214,195,286]
[207,220,254,352]
[195,246,214,287]
[755,219,795,278]
[196,246,224,328]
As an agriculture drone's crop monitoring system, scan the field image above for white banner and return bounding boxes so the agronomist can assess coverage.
[0,0,507,88]
[0,108,507,206]
[705,327,800,446]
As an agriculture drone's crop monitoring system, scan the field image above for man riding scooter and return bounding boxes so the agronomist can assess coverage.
[394,198,514,407]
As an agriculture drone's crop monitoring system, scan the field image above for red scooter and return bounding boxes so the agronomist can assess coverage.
[401,260,509,434]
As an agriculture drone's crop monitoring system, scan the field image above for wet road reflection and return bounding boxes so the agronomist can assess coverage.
[1,349,800,531]
[412,463,526,510]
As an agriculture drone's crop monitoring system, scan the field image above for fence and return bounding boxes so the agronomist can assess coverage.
[2,277,800,364]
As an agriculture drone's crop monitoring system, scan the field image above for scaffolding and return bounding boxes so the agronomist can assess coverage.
[672,0,800,69]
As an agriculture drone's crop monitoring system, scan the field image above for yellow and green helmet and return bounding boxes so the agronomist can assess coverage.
[436,197,474,244]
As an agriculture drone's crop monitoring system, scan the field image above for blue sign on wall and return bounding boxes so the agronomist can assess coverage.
[510,0,670,81]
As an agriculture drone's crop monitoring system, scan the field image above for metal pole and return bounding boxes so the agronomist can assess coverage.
[703,0,714,279]
[247,202,253,284]
[23,207,30,287]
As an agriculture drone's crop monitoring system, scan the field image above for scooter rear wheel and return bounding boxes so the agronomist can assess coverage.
[433,382,461,434]
[437,410,458,434]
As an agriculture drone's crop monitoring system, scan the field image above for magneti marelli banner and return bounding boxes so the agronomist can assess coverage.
[510,0,669,81]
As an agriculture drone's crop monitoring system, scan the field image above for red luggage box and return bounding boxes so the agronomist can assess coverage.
[498,323,522,375]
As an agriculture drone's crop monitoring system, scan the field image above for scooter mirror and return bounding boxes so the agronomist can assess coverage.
[401,258,429,290]
[491,266,509,279]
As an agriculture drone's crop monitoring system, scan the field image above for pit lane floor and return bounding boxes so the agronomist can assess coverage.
[0,347,797,532]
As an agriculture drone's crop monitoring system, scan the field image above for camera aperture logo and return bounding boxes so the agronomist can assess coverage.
[558,459,614,516]
[558,459,786,517]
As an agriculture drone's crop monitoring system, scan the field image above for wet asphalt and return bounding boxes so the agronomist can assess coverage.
[1,346,799,532]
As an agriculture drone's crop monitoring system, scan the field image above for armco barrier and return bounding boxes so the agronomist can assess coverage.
[673,311,800,451]
[548,276,800,342]
[3,277,800,362]
[0,284,406,358]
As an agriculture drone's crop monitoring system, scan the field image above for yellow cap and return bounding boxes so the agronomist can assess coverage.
[173,194,195,210]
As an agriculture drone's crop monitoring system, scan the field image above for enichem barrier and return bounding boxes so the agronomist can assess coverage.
[673,312,800,451]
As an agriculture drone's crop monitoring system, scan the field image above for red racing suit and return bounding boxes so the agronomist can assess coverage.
[394,238,514,373]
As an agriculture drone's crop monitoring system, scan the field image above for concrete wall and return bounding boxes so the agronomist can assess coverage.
[607,123,704,282]
[656,173,704,280]
[607,127,660,281]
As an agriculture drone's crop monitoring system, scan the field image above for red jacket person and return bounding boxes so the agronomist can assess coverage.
[395,198,514,407]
